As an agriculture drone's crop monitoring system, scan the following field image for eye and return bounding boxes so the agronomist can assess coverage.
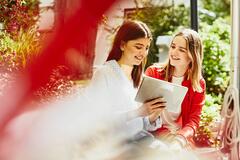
[170,45,175,49]
[135,45,142,49]
[179,49,186,53]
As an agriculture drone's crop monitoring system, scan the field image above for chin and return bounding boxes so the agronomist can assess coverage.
[170,60,179,66]
[170,61,175,66]
[135,62,142,66]
[132,60,141,66]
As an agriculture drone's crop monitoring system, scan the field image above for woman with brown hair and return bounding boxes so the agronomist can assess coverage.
[87,20,166,136]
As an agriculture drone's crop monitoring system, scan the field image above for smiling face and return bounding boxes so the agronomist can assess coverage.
[119,37,151,66]
[169,35,192,70]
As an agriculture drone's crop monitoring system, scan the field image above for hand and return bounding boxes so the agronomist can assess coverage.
[168,135,186,151]
[138,97,166,117]
[149,109,163,123]
[168,139,183,151]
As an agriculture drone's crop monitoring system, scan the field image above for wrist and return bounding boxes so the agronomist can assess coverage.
[149,118,156,125]
[175,134,187,147]
[148,115,155,124]
[149,114,160,123]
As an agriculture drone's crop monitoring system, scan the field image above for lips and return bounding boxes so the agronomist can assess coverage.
[171,55,180,60]
[135,55,144,61]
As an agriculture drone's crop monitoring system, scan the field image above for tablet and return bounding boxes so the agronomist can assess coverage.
[135,76,188,113]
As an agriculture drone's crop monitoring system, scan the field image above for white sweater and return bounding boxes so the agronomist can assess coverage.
[85,60,161,136]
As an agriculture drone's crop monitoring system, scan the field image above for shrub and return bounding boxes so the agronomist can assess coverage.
[194,94,222,147]
[191,18,230,147]
[0,0,40,37]
[200,0,230,19]
[200,18,231,96]
[0,0,78,101]
[0,27,41,72]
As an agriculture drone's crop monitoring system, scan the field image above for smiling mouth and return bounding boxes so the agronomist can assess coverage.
[135,56,144,61]
[171,56,180,60]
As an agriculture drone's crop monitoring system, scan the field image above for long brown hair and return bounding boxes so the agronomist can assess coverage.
[107,20,152,88]
[164,29,203,92]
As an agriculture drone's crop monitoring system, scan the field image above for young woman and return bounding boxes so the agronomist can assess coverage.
[87,20,166,137]
[145,29,206,148]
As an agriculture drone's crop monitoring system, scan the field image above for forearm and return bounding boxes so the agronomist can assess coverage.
[126,108,142,121]
[177,126,194,139]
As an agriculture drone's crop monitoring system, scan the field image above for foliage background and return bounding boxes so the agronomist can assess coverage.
[0,0,76,101]
[0,0,39,37]
[0,0,40,71]
[0,0,42,98]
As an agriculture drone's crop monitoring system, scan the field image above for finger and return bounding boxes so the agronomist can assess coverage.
[147,97,166,105]
[152,108,164,114]
[151,103,167,109]
[149,107,163,114]
[149,110,156,114]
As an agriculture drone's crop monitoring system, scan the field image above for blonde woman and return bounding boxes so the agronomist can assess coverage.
[145,29,206,148]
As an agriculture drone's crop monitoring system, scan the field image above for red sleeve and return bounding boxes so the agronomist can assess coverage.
[145,66,155,77]
[145,66,162,79]
[177,79,206,138]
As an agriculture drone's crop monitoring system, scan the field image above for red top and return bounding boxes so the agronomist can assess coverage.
[145,66,206,139]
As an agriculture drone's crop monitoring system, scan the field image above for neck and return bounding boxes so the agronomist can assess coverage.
[117,60,133,80]
[173,66,188,77]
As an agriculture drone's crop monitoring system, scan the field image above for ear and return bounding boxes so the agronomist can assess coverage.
[120,41,126,51]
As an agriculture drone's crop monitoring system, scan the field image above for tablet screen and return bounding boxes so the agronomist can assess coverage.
[135,76,188,113]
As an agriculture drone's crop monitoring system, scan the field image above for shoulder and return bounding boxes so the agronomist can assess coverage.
[93,65,108,76]
[91,64,112,83]
[191,78,206,94]
[183,77,206,94]
[92,60,121,82]
[145,64,165,78]
[87,64,112,94]
[94,60,116,74]
[199,77,206,91]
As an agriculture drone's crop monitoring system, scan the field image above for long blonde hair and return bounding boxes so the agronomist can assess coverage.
[164,29,203,92]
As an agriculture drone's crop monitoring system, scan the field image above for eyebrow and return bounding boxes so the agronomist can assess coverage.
[172,42,187,51]
[135,43,145,46]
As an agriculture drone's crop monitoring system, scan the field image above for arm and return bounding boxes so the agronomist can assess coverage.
[86,68,145,135]
[144,66,166,131]
[84,66,110,99]
[177,79,206,139]
[126,98,165,132]
[168,79,206,149]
